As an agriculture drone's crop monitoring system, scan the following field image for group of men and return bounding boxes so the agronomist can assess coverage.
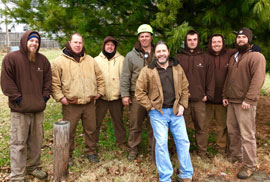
[1,24,266,182]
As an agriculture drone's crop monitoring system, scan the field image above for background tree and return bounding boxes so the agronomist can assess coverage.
[2,0,158,56]
[153,0,270,70]
[2,0,270,71]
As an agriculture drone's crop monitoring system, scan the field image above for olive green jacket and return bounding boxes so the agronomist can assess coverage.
[120,47,154,97]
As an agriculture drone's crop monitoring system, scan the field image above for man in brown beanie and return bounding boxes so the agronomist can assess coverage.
[94,36,128,151]
[223,27,266,179]
[51,33,105,165]
[1,31,51,181]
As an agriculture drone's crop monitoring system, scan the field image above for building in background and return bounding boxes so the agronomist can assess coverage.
[0,1,59,51]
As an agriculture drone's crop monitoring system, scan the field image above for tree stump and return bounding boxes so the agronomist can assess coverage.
[53,120,70,182]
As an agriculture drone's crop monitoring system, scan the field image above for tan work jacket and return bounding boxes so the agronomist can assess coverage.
[51,52,105,104]
[135,59,189,115]
[95,51,124,101]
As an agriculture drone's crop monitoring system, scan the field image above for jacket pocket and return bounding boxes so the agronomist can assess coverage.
[19,94,46,113]
[149,91,159,101]
[227,84,245,100]
[189,85,204,101]
[10,113,25,145]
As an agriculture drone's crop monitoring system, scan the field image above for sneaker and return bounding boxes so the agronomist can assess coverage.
[87,154,99,164]
[128,151,138,161]
[177,176,192,182]
[27,168,48,180]
[237,166,255,179]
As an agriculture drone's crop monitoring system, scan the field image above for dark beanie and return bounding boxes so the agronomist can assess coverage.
[237,27,253,43]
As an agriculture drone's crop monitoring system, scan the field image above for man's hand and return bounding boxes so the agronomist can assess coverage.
[223,99,229,106]
[60,97,69,105]
[122,96,132,106]
[242,101,250,110]
[95,93,101,100]
[202,96,207,102]
[176,105,184,116]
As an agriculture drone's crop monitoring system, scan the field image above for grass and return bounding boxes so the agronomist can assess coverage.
[0,49,270,181]
[261,73,270,96]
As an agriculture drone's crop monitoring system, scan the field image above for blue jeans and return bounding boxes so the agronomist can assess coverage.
[149,108,193,182]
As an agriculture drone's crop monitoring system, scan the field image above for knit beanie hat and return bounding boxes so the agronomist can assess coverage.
[27,32,40,43]
[237,27,253,43]
[102,36,118,60]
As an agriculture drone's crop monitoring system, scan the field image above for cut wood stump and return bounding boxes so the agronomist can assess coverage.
[53,120,70,182]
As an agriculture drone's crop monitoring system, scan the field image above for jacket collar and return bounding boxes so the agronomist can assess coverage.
[62,48,86,62]
[99,51,121,60]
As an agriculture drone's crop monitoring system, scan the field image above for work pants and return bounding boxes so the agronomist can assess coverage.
[184,101,207,154]
[95,98,127,145]
[128,96,154,155]
[227,103,257,169]
[205,103,227,152]
[9,112,44,181]
[62,102,96,156]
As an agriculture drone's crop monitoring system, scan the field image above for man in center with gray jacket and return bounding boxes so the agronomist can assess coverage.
[120,24,155,161]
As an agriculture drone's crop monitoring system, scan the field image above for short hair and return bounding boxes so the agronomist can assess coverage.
[186,30,198,36]
[69,33,83,41]
[154,40,169,52]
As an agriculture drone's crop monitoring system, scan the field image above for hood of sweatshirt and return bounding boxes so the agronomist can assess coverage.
[102,36,118,60]
[19,30,41,56]
[183,30,201,54]
[208,34,226,56]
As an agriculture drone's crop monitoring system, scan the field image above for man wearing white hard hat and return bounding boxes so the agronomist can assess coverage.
[120,24,155,161]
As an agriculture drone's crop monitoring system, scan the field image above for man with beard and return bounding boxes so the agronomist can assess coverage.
[136,41,193,182]
[174,30,215,159]
[51,33,105,165]
[120,24,155,161]
[1,31,51,181]
[206,34,261,155]
[223,27,266,179]
[94,36,128,150]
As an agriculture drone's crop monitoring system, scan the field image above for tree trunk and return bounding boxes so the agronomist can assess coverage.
[53,120,70,182]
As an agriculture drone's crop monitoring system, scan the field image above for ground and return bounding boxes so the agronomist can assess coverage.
[0,96,269,182]
[0,49,269,181]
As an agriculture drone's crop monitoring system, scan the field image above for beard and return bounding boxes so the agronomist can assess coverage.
[28,50,36,62]
[236,43,250,53]
[157,58,168,65]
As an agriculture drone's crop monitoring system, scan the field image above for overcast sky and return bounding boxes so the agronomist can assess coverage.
[0,0,26,32]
